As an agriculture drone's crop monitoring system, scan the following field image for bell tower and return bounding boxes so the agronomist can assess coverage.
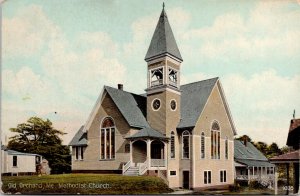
[145,4,183,135]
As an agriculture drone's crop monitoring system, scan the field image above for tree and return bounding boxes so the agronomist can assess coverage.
[8,117,71,174]
[267,142,281,158]
[253,141,268,157]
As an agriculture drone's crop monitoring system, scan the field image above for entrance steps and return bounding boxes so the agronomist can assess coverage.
[123,166,139,176]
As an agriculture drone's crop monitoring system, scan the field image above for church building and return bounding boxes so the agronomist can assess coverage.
[69,5,237,190]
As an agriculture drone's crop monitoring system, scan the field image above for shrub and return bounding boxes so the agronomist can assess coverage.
[249,180,267,189]
[229,181,242,192]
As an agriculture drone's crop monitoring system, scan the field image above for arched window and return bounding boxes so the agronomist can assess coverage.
[201,132,205,159]
[100,117,115,159]
[170,131,175,158]
[182,131,190,159]
[211,121,220,159]
[225,137,228,159]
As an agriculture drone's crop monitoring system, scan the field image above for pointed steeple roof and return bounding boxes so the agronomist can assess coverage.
[145,5,183,62]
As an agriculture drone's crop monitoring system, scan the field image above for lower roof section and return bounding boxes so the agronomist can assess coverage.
[235,159,275,167]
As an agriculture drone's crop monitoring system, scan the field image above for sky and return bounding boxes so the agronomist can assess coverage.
[2,0,300,147]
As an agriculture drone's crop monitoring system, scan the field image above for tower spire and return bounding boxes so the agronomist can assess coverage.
[145,4,182,62]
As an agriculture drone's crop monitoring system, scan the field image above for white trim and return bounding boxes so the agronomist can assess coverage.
[192,134,195,188]
[146,86,181,95]
[148,66,164,88]
[83,87,106,132]
[167,66,179,88]
[146,54,182,64]
[216,81,237,135]
[151,98,161,111]
[170,99,177,111]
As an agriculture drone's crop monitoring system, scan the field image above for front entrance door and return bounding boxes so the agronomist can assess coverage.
[183,171,189,189]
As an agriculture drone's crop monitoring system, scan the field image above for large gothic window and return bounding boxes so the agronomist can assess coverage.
[150,68,163,87]
[170,131,175,158]
[201,132,205,159]
[100,117,115,160]
[182,130,190,159]
[168,68,178,87]
[211,121,220,159]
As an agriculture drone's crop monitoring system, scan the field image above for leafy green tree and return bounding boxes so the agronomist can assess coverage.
[8,117,71,174]
[280,145,290,154]
[253,141,269,156]
[267,142,281,158]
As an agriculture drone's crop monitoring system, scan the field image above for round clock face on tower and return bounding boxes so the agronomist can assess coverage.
[170,100,176,111]
[152,99,161,110]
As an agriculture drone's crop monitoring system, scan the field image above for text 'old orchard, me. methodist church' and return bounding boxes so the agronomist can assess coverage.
[69,5,237,190]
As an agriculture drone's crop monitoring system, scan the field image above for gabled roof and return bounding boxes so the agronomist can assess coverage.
[69,126,87,146]
[1,145,40,156]
[177,78,219,129]
[234,140,268,161]
[125,127,168,140]
[145,7,182,61]
[287,119,300,147]
[234,140,274,167]
[105,86,149,128]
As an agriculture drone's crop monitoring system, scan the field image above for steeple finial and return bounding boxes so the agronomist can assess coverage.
[293,109,296,119]
[163,2,165,10]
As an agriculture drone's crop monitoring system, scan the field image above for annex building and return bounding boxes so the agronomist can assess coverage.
[69,6,237,190]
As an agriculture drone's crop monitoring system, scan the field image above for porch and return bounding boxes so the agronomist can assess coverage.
[123,127,169,175]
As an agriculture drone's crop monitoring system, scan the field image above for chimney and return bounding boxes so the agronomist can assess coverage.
[118,84,123,90]
[243,137,247,147]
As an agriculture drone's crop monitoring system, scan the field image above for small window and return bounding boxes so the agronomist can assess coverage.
[170,131,175,158]
[75,146,79,160]
[125,144,130,153]
[80,147,84,160]
[13,156,17,167]
[220,170,227,182]
[36,156,41,164]
[204,171,211,184]
[182,131,190,159]
[225,137,228,159]
[170,171,176,176]
[201,132,205,159]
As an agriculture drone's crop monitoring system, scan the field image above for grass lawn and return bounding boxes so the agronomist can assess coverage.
[1,174,173,194]
[192,187,286,195]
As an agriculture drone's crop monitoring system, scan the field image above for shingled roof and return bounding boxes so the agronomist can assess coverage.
[125,127,168,140]
[69,126,87,146]
[70,77,236,144]
[177,78,219,129]
[269,150,300,162]
[145,7,182,61]
[234,140,274,167]
[105,86,149,128]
